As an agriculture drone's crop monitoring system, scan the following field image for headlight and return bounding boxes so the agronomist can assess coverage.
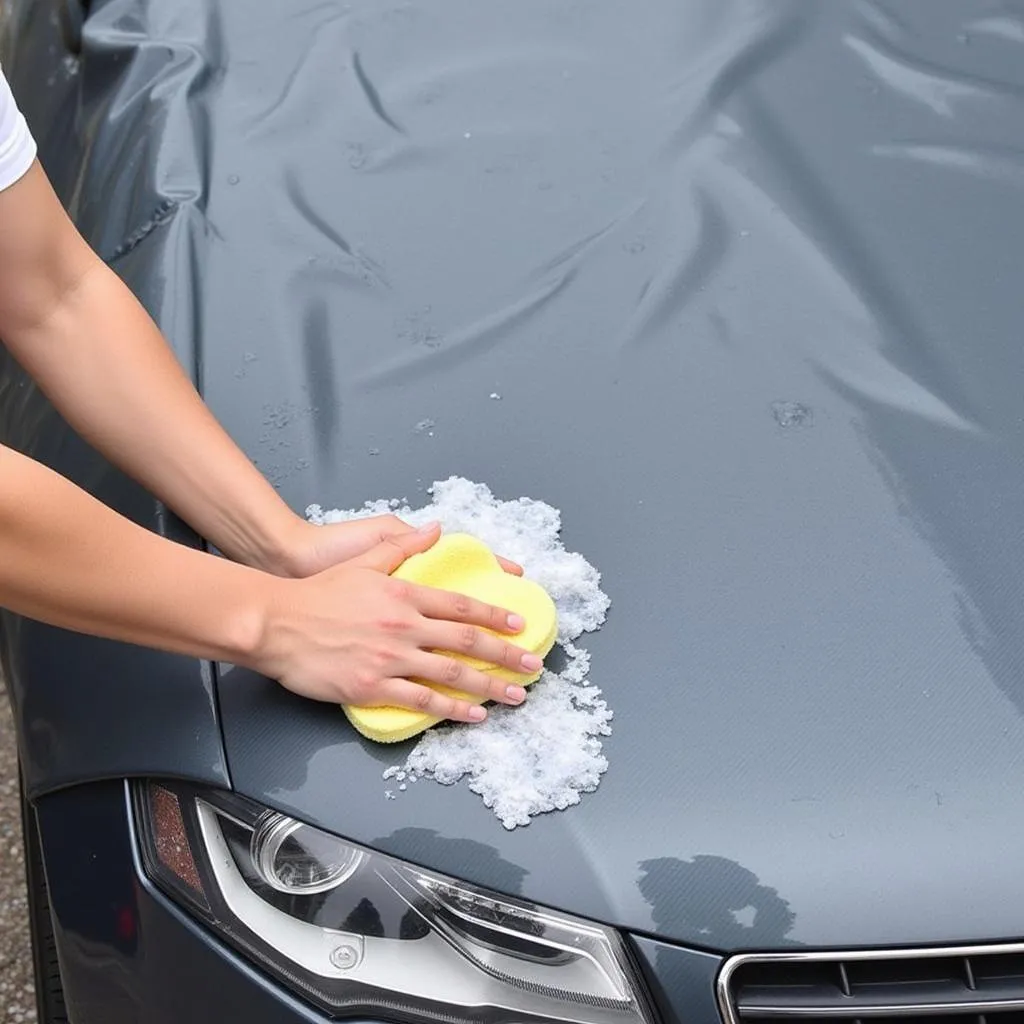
[250,811,366,895]
[134,782,654,1024]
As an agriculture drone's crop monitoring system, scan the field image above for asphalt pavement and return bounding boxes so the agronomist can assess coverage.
[0,687,36,1023]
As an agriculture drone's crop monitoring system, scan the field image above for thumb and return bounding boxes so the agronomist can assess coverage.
[350,521,441,574]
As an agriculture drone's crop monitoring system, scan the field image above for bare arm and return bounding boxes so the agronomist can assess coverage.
[0,443,534,720]
[0,162,302,573]
[0,162,524,579]
[0,442,270,662]
[0,161,536,721]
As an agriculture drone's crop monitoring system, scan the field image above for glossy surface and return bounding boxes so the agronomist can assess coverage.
[631,936,723,1024]
[6,0,1024,951]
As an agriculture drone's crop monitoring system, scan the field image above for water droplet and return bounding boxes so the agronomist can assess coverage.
[398,310,444,348]
[228,174,240,185]
[771,400,813,429]
[464,131,472,139]
[347,143,367,169]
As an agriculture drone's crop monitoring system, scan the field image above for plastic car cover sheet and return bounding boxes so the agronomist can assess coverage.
[3,0,1024,949]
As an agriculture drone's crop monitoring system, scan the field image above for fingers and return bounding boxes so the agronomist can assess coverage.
[368,514,418,542]
[411,582,528,638]
[351,521,441,573]
[419,619,543,678]
[409,586,542,676]
[376,679,491,724]
[407,651,530,705]
[347,521,523,577]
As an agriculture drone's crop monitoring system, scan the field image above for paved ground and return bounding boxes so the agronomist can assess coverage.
[0,688,36,1023]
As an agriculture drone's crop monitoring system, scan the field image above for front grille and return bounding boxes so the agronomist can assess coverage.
[718,946,1024,1024]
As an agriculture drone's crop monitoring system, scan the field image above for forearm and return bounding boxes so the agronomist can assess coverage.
[0,443,273,663]
[4,258,300,569]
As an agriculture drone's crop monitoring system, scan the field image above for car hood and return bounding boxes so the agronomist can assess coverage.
[207,0,1024,950]
[17,0,1024,952]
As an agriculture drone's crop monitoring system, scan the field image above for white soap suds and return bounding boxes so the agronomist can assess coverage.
[307,477,612,828]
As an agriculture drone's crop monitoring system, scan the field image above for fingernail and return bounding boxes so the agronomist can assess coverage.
[521,653,543,672]
[417,520,441,534]
[507,613,525,631]
[468,706,487,721]
[505,685,527,703]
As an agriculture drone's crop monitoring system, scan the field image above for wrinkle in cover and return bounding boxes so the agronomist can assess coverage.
[967,14,1024,45]
[871,142,1024,186]
[740,91,980,434]
[350,50,406,136]
[284,168,390,290]
[662,0,811,158]
[845,30,1024,117]
[243,10,408,139]
[854,0,912,41]
[301,296,339,459]
[530,199,646,281]
[621,185,731,350]
[357,269,576,390]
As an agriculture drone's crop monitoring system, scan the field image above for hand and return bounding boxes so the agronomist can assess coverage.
[253,523,541,722]
[273,513,524,579]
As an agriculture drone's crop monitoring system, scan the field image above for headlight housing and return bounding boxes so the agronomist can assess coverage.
[134,782,654,1023]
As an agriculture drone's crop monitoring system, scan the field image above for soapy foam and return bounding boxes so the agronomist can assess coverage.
[307,477,612,828]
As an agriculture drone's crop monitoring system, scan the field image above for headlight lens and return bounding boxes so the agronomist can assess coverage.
[250,811,366,895]
[135,782,654,1024]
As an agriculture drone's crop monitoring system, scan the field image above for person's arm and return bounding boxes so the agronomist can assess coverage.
[0,160,524,579]
[0,443,536,719]
[0,161,312,574]
[0,157,539,719]
[0,443,268,663]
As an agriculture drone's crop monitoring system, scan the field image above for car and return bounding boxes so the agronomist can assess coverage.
[4,0,1024,1021]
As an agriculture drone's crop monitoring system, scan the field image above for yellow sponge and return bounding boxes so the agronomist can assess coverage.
[342,533,558,743]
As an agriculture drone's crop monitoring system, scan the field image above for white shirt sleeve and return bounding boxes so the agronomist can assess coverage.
[0,63,37,192]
